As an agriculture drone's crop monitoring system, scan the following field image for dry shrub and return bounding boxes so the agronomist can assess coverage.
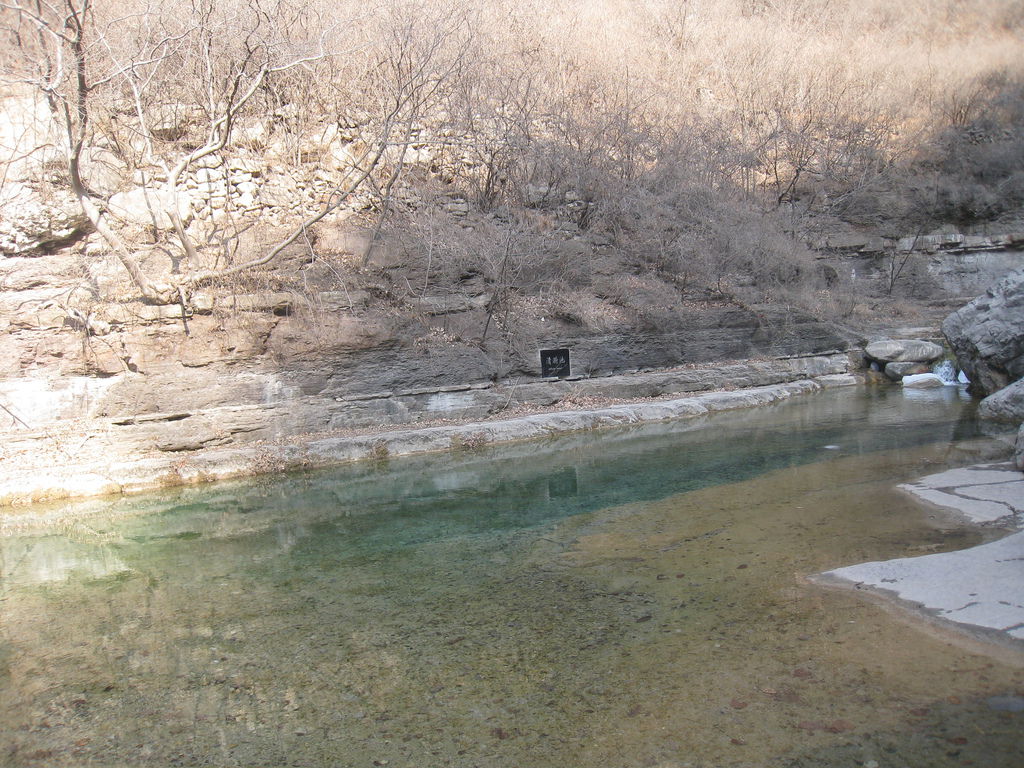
[836,75,1024,232]
[3,0,1020,325]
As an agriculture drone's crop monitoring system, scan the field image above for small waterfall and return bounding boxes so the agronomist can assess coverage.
[932,359,959,385]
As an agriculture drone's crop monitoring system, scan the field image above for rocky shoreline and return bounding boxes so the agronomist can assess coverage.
[0,371,857,520]
[818,462,1024,659]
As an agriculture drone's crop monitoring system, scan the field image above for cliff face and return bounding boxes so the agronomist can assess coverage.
[0,246,853,427]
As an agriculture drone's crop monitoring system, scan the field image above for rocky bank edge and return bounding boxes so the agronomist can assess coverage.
[818,463,1024,652]
[0,373,857,518]
[942,268,1024,469]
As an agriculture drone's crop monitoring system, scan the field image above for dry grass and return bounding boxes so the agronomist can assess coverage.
[6,0,1016,186]
[2,0,1020,323]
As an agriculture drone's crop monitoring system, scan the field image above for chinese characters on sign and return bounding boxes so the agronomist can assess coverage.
[540,348,571,378]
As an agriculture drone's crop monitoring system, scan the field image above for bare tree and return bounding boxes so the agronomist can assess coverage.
[358,1,471,265]
[1,0,465,304]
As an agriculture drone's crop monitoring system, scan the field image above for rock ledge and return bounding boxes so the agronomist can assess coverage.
[0,374,856,513]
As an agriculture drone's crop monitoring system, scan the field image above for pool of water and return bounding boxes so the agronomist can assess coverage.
[2,386,1022,767]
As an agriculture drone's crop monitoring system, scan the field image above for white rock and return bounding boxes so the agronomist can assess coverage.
[402,145,433,165]
[194,153,223,169]
[134,168,168,185]
[107,187,192,228]
[901,373,945,388]
[0,375,120,425]
[913,465,1022,489]
[80,147,127,195]
[195,167,224,183]
[195,181,226,196]
[825,531,1024,635]
[235,192,257,209]
[233,120,268,148]
[328,142,360,172]
[228,157,262,175]
[828,462,1024,643]
[900,486,1012,523]
[0,91,63,183]
[0,183,88,254]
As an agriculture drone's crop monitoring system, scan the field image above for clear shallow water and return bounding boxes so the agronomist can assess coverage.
[2,386,1022,767]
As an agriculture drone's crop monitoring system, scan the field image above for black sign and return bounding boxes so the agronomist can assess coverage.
[540,348,570,378]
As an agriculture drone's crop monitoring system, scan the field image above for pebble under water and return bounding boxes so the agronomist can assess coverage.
[1,386,1023,767]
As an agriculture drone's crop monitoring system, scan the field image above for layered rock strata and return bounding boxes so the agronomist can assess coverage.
[0,373,856,510]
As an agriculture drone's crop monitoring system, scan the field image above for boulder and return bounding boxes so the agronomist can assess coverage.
[0,183,89,255]
[883,361,930,381]
[147,103,199,141]
[865,339,944,365]
[107,187,193,229]
[901,373,946,388]
[942,269,1024,396]
[822,233,869,251]
[978,379,1024,423]
[80,148,127,196]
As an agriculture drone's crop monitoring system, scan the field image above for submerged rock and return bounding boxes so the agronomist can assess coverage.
[883,361,930,381]
[987,695,1024,712]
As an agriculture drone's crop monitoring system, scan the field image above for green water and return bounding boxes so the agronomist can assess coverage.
[1,386,1022,767]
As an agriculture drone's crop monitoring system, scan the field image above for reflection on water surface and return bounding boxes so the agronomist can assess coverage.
[2,386,1022,767]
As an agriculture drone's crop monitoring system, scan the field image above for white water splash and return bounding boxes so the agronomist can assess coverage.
[932,359,959,385]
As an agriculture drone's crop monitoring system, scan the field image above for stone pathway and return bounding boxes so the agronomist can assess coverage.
[824,463,1024,642]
